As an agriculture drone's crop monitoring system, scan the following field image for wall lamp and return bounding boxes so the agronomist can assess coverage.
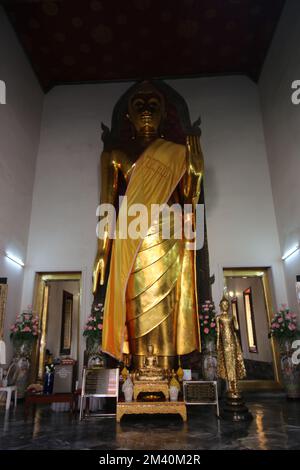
[282,244,299,261]
[4,251,25,267]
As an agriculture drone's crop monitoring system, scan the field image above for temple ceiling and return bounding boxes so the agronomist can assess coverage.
[3,0,286,91]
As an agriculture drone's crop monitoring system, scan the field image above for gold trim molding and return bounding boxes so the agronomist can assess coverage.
[223,267,282,391]
[133,381,169,401]
[32,272,82,383]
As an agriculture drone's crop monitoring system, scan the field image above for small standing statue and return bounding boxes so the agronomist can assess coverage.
[216,295,252,421]
[122,374,134,402]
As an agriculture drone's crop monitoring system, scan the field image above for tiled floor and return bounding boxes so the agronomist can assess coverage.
[0,396,300,450]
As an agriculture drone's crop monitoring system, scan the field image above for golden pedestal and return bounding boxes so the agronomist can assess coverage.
[116,401,187,422]
[133,381,169,401]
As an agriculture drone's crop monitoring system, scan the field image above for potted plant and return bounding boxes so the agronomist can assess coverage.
[199,300,218,381]
[83,302,104,366]
[269,306,300,399]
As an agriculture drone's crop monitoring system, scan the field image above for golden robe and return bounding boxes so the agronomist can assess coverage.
[216,314,246,382]
[101,138,200,361]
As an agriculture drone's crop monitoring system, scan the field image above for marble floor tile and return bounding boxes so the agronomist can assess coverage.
[0,396,299,450]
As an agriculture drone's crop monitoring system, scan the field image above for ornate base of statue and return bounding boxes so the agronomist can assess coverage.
[220,391,253,422]
[133,381,169,401]
[116,400,187,422]
[119,346,187,421]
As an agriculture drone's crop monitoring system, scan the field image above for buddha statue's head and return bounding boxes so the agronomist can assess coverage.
[127,81,166,142]
[219,295,230,313]
[147,344,154,356]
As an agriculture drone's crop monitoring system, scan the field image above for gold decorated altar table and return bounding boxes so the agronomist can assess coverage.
[133,380,169,401]
[116,401,187,422]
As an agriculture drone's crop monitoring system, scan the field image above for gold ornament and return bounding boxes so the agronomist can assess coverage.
[169,370,180,390]
[121,366,128,382]
[176,365,184,382]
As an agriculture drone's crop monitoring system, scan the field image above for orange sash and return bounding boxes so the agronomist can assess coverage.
[102,139,186,360]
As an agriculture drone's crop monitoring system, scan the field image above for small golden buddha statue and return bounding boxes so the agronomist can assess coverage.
[216,295,252,421]
[135,344,166,382]
[216,295,246,398]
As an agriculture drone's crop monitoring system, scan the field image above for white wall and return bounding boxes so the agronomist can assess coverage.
[0,7,43,363]
[21,75,287,377]
[259,0,300,315]
[168,77,287,309]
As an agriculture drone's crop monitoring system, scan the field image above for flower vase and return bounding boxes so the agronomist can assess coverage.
[13,337,34,359]
[86,336,100,355]
[122,376,134,402]
[86,337,104,367]
[43,367,55,395]
[169,386,179,401]
[279,339,300,399]
[10,338,35,399]
[202,339,217,381]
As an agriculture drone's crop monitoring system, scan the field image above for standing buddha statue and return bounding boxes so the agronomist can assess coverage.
[216,295,252,421]
[93,80,204,370]
[216,295,246,397]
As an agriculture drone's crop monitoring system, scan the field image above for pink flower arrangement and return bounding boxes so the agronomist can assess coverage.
[83,303,104,341]
[10,308,40,341]
[200,300,217,345]
[269,306,299,343]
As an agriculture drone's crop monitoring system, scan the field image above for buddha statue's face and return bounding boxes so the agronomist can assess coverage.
[128,83,165,141]
[147,344,154,356]
[220,299,229,312]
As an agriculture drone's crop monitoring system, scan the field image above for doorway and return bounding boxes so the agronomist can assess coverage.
[31,272,81,384]
[223,268,282,391]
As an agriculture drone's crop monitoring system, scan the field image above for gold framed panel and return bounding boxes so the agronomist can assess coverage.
[60,290,73,355]
[31,272,82,383]
[223,267,282,391]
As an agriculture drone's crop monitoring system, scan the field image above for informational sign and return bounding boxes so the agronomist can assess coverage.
[183,381,218,406]
[79,368,120,420]
[85,368,119,397]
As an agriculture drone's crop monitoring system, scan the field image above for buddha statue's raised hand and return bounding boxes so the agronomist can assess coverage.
[93,245,108,293]
[183,135,204,205]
